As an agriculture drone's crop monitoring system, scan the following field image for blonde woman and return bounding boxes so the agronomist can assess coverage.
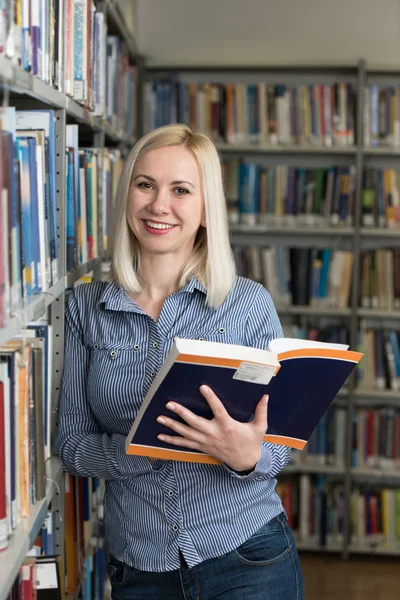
[57,124,304,599]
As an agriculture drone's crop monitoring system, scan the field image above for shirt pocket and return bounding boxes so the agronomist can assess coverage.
[194,323,244,346]
[86,340,146,430]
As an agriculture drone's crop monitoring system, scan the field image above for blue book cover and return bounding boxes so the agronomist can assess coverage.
[16,138,33,298]
[126,337,362,463]
[26,137,41,295]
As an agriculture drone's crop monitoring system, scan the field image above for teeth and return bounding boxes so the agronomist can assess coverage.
[145,220,174,230]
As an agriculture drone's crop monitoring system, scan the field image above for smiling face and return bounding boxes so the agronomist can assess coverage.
[127,144,206,262]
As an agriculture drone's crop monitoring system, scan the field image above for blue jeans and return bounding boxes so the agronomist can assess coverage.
[107,512,304,599]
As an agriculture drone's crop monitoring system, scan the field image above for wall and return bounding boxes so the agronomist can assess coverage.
[134,0,400,68]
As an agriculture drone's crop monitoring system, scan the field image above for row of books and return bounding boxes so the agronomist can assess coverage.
[0,108,59,324]
[224,161,356,227]
[277,476,400,551]
[5,475,107,600]
[64,125,123,272]
[358,326,400,391]
[364,86,400,149]
[7,555,65,600]
[144,79,356,147]
[0,106,124,327]
[294,406,347,469]
[0,325,53,550]
[235,244,400,311]
[64,473,106,597]
[233,245,354,309]
[0,0,137,137]
[351,409,400,469]
[224,160,400,229]
[360,249,400,311]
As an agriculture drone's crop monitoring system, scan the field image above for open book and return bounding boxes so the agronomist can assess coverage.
[125,337,363,463]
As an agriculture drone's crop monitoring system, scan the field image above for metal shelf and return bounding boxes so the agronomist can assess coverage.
[357,309,400,319]
[295,540,343,553]
[353,388,400,407]
[216,143,356,154]
[66,258,102,288]
[0,57,133,144]
[348,544,400,557]
[0,259,101,348]
[284,463,345,476]
[360,227,400,237]
[0,457,63,600]
[105,0,138,59]
[230,224,355,235]
[0,278,65,348]
[277,305,352,317]
[352,468,400,481]
[363,146,400,156]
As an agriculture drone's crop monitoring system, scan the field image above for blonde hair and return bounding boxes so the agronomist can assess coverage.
[106,124,236,309]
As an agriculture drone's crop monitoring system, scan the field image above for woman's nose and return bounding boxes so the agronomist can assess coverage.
[148,189,169,214]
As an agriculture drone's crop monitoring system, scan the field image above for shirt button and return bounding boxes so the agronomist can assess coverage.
[150,371,156,378]
[168,490,174,497]
[93,343,99,350]
[110,350,117,359]
[152,342,159,348]
[218,328,225,334]
[198,337,204,341]
[172,524,179,532]
[134,344,140,350]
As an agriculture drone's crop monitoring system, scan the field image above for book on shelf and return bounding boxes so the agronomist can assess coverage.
[364,85,400,149]
[223,160,356,227]
[144,78,356,148]
[0,0,137,137]
[125,336,363,463]
[233,245,354,310]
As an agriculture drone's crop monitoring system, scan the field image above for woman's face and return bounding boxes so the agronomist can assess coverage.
[127,145,206,261]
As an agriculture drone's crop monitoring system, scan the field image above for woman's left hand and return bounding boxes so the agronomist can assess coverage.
[156,385,269,472]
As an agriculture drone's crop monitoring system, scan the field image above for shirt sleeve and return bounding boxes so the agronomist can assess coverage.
[223,283,291,480]
[56,289,153,480]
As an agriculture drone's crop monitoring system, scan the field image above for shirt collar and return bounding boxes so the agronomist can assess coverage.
[97,278,207,313]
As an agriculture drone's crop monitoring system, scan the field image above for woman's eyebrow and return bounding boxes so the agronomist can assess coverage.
[133,174,195,188]
[171,180,195,188]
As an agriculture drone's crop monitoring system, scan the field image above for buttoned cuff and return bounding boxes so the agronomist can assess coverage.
[222,445,272,480]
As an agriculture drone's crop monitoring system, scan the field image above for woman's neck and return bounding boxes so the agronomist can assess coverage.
[128,254,190,321]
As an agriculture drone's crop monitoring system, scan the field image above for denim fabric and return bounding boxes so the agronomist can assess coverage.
[107,512,304,600]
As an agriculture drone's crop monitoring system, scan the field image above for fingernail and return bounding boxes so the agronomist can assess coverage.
[157,416,166,424]
[166,402,175,411]
[158,435,165,441]
[200,385,209,394]
[265,395,269,404]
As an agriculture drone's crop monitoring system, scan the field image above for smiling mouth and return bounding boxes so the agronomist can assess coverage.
[143,220,176,230]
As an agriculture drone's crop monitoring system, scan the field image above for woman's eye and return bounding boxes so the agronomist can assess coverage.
[138,182,153,190]
[175,187,189,195]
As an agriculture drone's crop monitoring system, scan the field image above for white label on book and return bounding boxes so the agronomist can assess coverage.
[233,362,275,385]
[36,563,58,589]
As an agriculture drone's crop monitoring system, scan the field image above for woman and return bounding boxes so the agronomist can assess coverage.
[56,124,304,599]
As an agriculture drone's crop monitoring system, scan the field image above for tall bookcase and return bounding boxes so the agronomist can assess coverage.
[138,58,400,559]
[0,2,137,600]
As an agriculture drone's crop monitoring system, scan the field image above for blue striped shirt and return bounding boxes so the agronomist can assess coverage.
[56,276,291,572]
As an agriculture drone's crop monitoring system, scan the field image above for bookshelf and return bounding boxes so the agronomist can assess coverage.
[0,1,137,600]
[139,58,400,559]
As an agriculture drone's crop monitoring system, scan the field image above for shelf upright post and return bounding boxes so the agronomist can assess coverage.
[342,58,366,560]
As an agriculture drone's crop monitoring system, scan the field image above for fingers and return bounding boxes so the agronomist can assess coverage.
[252,394,269,432]
[156,412,205,443]
[199,385,230,421]
[157,433,201,450]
